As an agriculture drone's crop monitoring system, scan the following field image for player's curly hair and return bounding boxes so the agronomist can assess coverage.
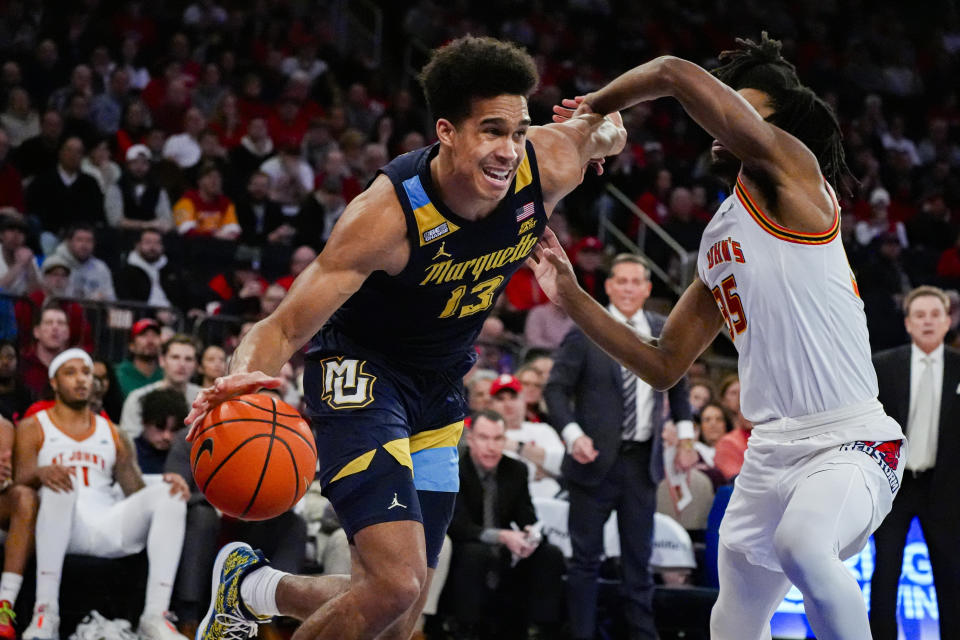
[712,32,851,190]
[418,36,539,125]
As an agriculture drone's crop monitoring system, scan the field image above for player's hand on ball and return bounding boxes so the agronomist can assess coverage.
[526,227,579,305]
[185,371,284,440]
[163,472,190,500]
[38,464,73,492]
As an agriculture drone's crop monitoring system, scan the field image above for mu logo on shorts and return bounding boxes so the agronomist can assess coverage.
[839,439,903,494]
[319,357,377,409]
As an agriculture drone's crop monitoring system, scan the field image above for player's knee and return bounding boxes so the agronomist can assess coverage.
[9,484,38,516]
[366,565,425,623]
[709,606,733,640]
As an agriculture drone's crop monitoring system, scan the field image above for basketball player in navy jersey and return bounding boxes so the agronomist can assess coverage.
[186,36,626,640]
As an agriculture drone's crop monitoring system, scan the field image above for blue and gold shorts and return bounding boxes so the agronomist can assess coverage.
[302,338,467,569]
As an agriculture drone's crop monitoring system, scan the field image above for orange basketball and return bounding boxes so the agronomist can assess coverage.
[191,393,317,521]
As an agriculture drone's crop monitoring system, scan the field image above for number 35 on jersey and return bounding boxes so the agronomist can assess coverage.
[712,274,748,341]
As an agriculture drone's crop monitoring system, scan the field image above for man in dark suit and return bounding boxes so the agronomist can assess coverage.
[870,285,960,640]
[544,253,694,640]
[444,410,565,640]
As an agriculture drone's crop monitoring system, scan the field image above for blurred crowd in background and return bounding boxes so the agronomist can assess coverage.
[0,0,957,638]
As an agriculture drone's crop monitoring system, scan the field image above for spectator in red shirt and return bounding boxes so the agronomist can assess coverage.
[209,93,245,150]
[714,376,753,481]
[570,237,608,306]
[504,266,548,312]
[267,95,310,145]
[237,73,270,122]
[14,255,93,353]
[115,100,152,159]
[274,245,316,291]
[18,304,70,399]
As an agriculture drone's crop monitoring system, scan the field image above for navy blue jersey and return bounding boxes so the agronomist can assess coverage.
[315,141,548,372]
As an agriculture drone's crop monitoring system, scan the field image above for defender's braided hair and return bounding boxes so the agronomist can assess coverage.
[713,33,851,191]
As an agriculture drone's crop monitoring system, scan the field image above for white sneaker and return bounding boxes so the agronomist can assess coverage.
[138,614,188,640]
[23,604,60,640]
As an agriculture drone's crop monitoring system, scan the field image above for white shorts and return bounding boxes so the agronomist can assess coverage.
[719,399,907,572]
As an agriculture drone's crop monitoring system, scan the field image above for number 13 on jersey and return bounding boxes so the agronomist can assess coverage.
[712,274,748,341]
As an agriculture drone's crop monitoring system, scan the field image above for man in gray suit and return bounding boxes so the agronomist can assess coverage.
[544,253,694,640]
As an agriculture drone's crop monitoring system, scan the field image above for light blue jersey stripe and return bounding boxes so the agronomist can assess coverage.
[401,175,431,210]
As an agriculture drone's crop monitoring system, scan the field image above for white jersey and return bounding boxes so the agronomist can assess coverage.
[37,409,119,505]
[696,176,878,424]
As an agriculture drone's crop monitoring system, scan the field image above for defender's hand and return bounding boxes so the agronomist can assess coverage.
[552,97,619,176]
[185,372,284,440]
[525,227,580,305]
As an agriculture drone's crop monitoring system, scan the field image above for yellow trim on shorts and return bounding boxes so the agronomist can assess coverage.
[382,438,413,471]
[409,421,465,453]
[329,448,377,483]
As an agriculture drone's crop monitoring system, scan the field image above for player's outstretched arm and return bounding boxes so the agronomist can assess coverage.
[581,56,821,188]
[186,176,408,433]
[528,228,723,390]
[528,107,627,210]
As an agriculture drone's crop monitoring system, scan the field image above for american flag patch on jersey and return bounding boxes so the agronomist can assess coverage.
[516,202,535,222]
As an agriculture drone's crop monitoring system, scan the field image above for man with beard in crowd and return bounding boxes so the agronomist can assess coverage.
[107,144,173,235]
[116,229,184,310]
[115,318,163,398]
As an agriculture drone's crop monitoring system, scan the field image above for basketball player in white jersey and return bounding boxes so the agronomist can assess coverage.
[529,35,905,640]
[14,349,192,640]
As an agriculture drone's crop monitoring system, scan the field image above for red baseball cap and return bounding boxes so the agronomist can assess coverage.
[579,236,603,251]
[130,318,161,338]
[490,374,522,396]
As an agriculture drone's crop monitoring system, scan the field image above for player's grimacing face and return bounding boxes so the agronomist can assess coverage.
[445,94,530,201]
[710,88,775,174]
